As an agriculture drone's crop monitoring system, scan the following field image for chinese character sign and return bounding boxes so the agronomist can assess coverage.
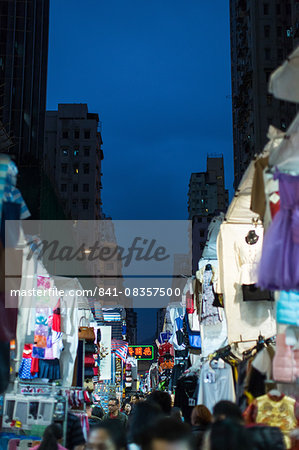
[128,345,154,360]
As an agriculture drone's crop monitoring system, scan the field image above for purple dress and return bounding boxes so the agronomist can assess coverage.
[258,170,299,291]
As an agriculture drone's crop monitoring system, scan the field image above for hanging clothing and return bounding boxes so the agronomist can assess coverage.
[174,375,198,424]
[217,223,276,345]
[245,393,298,449]
[258,170,299,291]
[273,333,299,383]
[169,314,186,351]
[38,358,60,380]
[234,229,263,285]
[197,359,236,412]
[277,291,299,326]
[200,269,221,326]
[250,155,269,220]
[18,345,39,380]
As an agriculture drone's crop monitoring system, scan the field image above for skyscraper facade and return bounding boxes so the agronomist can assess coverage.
[0,0,49,163]
[188,155,228,273]
[230,0,298,188]
[44,103,104,220]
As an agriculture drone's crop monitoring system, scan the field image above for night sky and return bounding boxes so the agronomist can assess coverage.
[46,0,233,341]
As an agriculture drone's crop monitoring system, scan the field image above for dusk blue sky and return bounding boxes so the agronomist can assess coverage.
[46,0,233,341]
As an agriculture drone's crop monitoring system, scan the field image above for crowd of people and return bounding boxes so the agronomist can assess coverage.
[33,391,296,450]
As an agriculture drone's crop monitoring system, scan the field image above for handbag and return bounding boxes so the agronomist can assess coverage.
[242,284,274,302]
[78,317,95,341]
[184,314,201,349]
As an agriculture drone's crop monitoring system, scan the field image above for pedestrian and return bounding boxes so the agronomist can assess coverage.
[201,418,253,450]
[127,401,165,449]
[103,398,128,430]
[86,402,103,428]
[85,420,126,450]
[191,405,212,448]
[31,423,67,450]
[170,406,183,422]
[147,391,172,415]
[65,412,85,450]
[142,417,192,450]
[131,394,140,406]
[212,401,244,424]
[124,402,132,416]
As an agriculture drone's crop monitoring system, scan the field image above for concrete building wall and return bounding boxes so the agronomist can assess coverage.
[0,0,49,163]
[230,0,298,189]
[44,103,104,220]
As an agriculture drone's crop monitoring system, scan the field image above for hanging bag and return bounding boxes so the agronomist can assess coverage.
[78,317,95,341]
[184,314,201,349]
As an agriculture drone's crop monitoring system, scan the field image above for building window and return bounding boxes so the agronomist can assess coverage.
[83,183,89,192]
[277,26,282,37]
[200,230,205,238]
[62,130,68,139]
[74,130,80,139]
[62,148,68,156]
[265,48,271,60]
[263,3,269,15]
[264,25,270,38]
[73,147,79,156]
[61,164,67,174]
[84,130,91,139]
[73,164,79,174]
[82,199,89,210]
[83,164,89,174]
[276,4,281,15]
[84,147,90,157]
[286,3,291,15]
[267,117,273,126]
[72,200,78,207]
[73,184,78,192]
[61,184,67,192]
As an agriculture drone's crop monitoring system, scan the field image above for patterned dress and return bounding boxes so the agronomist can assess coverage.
[201,270,221,326]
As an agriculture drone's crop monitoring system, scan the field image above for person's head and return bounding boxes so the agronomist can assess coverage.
[212,401,243,424]
[144,417,192,450]
[170,407,183,423]
[131,394,140,404]
[124,403,132,415]
[191,405,212,427]
[93,405,104,420]
[39,423,63,450]
[86,420,126,450]
[108,398,119,415]
[147,391,172,415]
[128,401,165,446]
[202,419,253,450]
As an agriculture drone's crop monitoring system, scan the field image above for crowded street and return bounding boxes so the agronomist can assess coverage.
[0,0,299,449]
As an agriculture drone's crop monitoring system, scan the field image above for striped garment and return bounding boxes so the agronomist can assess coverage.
[4,184,30,219]
[111,339,128,362]
[0,154,11,223]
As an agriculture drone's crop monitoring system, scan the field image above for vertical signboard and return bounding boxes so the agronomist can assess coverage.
[99,326,112,381]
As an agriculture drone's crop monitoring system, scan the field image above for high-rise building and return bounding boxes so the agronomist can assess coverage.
[0,0,49,163]
[44,104,104,220]
[188,155,228,219]
[230,0,299,189]
[188,155,229,273]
